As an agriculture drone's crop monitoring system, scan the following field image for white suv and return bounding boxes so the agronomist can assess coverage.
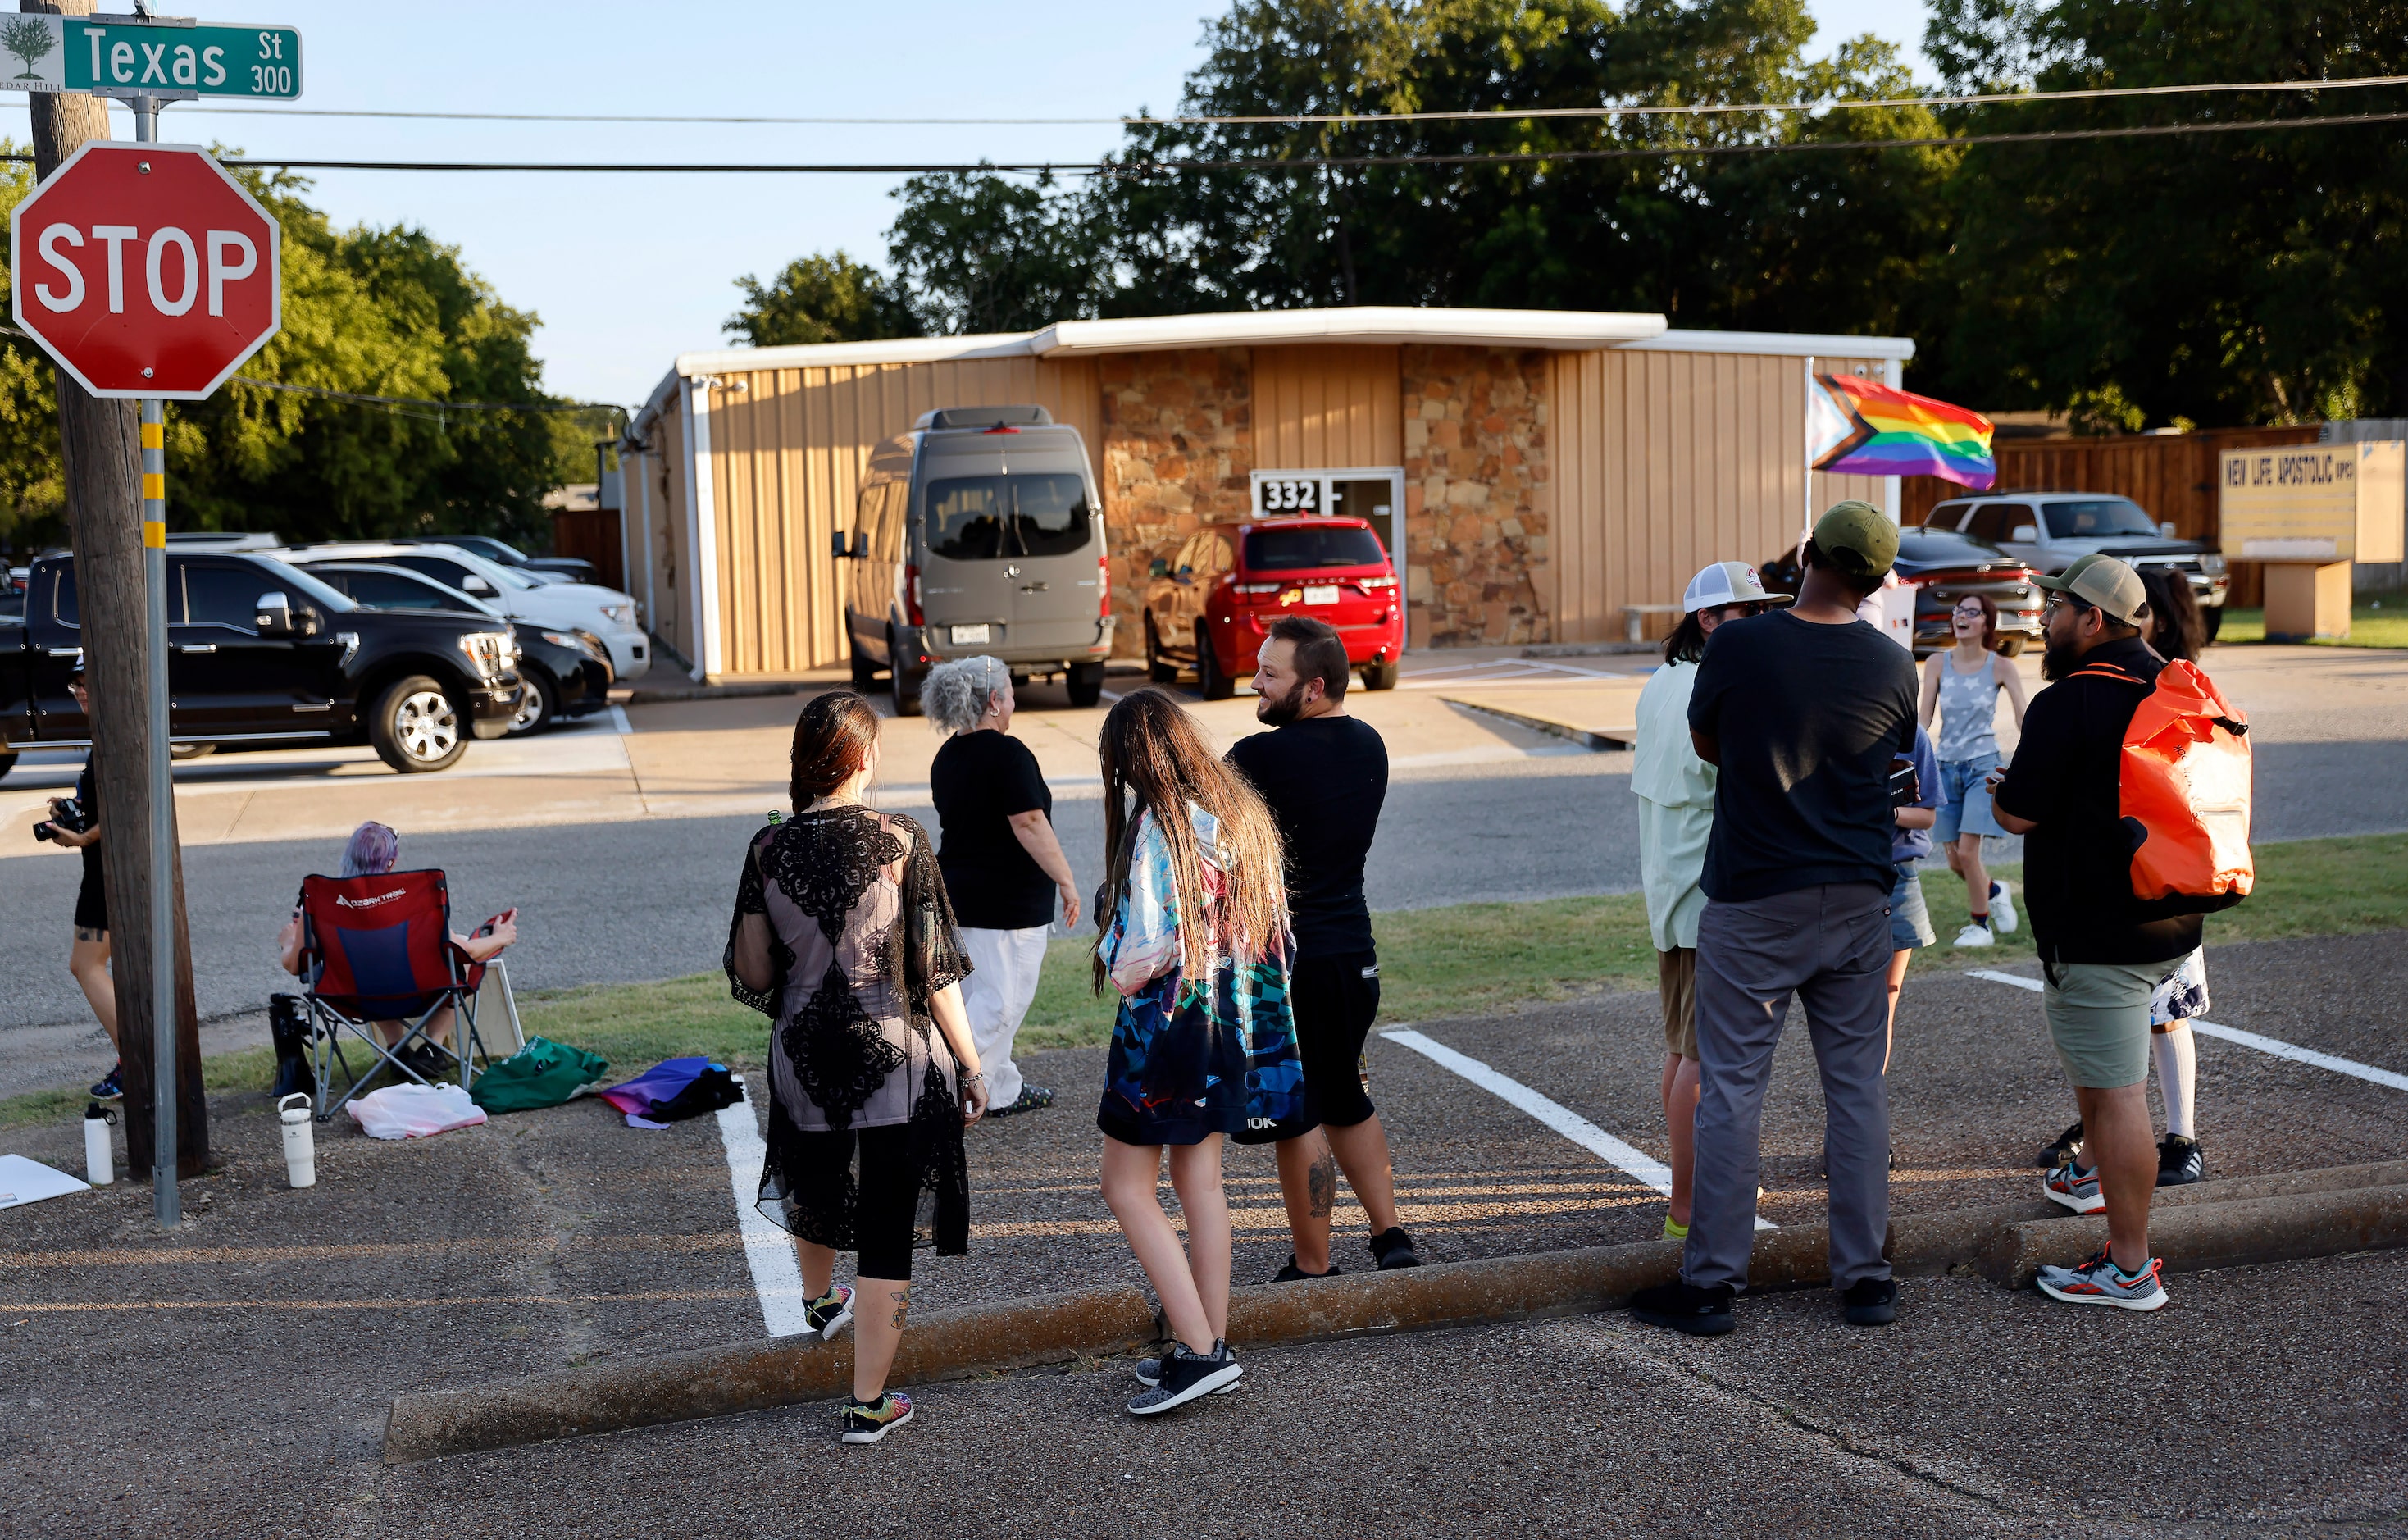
[271,541,651,680]
[1923,492,2230,639]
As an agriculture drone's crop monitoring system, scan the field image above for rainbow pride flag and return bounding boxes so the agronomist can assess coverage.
[1807,373,1996,490]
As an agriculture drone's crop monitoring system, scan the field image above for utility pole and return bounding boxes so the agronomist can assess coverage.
[25,0,208,1213]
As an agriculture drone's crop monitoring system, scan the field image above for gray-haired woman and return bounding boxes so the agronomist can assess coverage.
[922,657,1080,1116]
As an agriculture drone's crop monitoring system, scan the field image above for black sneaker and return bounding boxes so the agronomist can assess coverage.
[986,1086,1054,1118]
[803,1285,855,1340]
[1127,1339,1242,1415]
[1271,1254,1341,1283]
[1841,1277,1897,1326]
[1628,1279,1737,1336]
[89,1062,123,1100]
[2036,1119,2084,1169]
[837,1391,913,1444]
[1368,1226,1422,1269]
[2155,1134,2205,1187]
[1131,1353,1241,1394]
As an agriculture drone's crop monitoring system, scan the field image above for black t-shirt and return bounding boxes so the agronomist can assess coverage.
[1226,713,1386,960]
[929,730,1057,930]
[1992,636,2204,965]
[75,753,101,882]
[1687,610,1919,902]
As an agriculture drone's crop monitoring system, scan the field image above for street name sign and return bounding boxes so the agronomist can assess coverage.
[10,141,282,399]
[0,15,299,99]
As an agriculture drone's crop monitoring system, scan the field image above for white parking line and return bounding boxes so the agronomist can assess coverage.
[608,704,634,736]
[714,1085,813,1337]
[1965,968,2408,1092]
[1381,1027,1774,1228]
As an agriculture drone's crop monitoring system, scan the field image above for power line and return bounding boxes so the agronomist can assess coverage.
[0,107,2384,174]
[29,71,2408,127]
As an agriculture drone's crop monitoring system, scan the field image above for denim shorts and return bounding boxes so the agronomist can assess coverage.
[1888,862,1934,950]
[1932,751,2005,843]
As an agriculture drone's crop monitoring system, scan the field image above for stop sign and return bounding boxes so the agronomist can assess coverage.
[11,140,280,400]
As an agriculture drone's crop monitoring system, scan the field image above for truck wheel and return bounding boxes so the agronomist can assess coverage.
[1145,617,1177,683]
[1067,661,1106,708]
[1997,635,2027,658]
[371,675,468,772]
[1361,659,1400,691]
[0,750,15,783]
[509,668,558,734]
[888,631,923,717]
[2202,605,2224,643]
[850,641,878,691]
[1195,622,1236,700]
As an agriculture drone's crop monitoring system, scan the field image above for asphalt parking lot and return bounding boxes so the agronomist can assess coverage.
[2,929,2402,1535]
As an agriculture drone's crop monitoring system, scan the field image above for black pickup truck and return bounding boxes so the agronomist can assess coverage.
[0,549,525,778]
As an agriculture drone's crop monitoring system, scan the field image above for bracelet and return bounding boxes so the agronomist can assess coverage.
[959,1070,985,1082]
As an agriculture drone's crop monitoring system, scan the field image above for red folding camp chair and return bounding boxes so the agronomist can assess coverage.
[296,869,494,1121]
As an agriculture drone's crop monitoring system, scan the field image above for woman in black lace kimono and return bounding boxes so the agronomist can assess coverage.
[727,690,986,1445]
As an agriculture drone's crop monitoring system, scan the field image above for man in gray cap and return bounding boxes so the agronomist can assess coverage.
[1990,554,2187,1312]
[1629,501,1919,1336]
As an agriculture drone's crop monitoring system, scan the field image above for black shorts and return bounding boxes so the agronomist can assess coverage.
[1232,950,1380,1145]
[73,849,107,934]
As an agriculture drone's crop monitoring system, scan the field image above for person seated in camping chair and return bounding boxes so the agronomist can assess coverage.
[277,821,518,1083]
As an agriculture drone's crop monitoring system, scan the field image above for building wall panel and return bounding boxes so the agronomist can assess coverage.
[1253,345,1401,470]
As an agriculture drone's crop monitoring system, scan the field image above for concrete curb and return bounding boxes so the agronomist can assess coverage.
[381,1162,2408,1464]
[1438,696,1633,751]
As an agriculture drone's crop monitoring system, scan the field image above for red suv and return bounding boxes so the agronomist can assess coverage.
[1142,517,1404,698]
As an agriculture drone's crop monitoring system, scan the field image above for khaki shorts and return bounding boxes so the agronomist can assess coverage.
[2042,959,2163,1089]
[1657,946,1698,1060]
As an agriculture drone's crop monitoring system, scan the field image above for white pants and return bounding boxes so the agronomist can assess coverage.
[958,925,1048,1107]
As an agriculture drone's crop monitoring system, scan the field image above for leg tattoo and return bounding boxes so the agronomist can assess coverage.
[888,1287,911,1329]
[1308,1146,1338,1219]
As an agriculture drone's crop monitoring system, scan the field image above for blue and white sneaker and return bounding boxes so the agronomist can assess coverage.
[804,1285,855,1341]
[90,1062,123,1100]
[1989,881,2019,936]
[2043,1160,2105,1214]
[2037,1248,2168,1311]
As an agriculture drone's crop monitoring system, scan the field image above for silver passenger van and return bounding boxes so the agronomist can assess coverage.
[836,404,1112,714]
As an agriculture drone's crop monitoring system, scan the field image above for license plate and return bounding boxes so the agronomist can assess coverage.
[1302,584,1341,606]
[949,624,991,645]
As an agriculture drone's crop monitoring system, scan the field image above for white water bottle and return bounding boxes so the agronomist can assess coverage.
[279,1092,316,1188]
[84,1102,114,1187]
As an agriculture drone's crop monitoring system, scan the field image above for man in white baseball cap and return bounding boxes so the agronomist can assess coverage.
[1629,561,1790,1244]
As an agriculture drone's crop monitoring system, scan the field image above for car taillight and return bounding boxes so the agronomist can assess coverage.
[1358,575,1399,591]
[1099,554,1111,620]
[904,563,924,626]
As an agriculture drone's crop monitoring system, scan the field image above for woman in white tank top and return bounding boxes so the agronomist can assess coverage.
[1917,593,2029,947]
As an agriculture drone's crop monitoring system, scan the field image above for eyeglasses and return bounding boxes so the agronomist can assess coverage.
[1952,603,1986,617]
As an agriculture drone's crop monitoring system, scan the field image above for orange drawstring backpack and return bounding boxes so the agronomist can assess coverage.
[2069,658,2254,913]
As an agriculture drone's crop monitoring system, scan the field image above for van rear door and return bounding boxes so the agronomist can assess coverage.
[1000,466,1101,654]
[917,456,1021,652]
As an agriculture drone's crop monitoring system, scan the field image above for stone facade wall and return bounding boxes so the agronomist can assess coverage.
[1400,345,1553,647]
[1098,348,1254,654]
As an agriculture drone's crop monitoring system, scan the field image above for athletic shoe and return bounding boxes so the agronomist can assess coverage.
[1840,1277,1897,1326]
[2036,1249,2169,1312]
[1271,1255,1342,1283]
[986,1086,1055,1118]
[2043,1160,2105,1214]
[804,1285,855,1341]
[1127,1340,1242,1415]
[1368,1226,1422,1269]
[1663,1215,1689,1242]
[2156,1134,2205,1187]
[2037,1119,2084,1169]
[1627,1278,1737,1336]
[1131,1354,1242,1394]
[89,1062,123,1100]
[838,1391,914,1443]
[1988,881,2019,936]
[1951,922,1996,948]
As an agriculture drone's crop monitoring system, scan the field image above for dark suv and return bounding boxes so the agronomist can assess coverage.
[1759,523,2045,657]
[0,549,524,778]
[1143,517,1404,698]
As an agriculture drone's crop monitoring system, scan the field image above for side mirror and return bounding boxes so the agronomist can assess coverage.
[254,590,294,636]
[2159,521,2177,539]
[1149,557,1169,579]
[1177,564,1195,581]
[2010,524,2039,544]
[462,575,494,594]
[831,530,851,559]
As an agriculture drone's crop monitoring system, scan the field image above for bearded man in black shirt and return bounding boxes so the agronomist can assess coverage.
[1227,616,1422,1278]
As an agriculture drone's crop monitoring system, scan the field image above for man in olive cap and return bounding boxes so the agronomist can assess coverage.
[1630,501,1919,1337]
[1990,554,2185,1311]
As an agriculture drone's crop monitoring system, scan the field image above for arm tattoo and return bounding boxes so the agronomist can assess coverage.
[1308,1148,1338,1219]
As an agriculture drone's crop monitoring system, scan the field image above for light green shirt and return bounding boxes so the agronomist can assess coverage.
[1632,659,1715,952]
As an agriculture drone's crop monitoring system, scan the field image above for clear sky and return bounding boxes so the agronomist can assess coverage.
[4,1,1933,410]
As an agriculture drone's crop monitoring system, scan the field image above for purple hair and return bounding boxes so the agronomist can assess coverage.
[339,821,399,878]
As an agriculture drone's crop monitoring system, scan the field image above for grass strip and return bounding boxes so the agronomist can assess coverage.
[2215,604,2408,649]
[7,832,2401,1132]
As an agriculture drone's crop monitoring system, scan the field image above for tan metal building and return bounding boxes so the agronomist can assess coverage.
[616,308,1910,681]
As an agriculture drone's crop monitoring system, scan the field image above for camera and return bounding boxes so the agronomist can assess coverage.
[33,796,93,843]
[1887,755,1921,809]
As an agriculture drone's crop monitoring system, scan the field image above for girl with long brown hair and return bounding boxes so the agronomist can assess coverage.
[1090,688,1304,1415]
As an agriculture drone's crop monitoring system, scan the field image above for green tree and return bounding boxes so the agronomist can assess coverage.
[886,169,1107,334]
[726,250,921,346]
[2,18,54,80]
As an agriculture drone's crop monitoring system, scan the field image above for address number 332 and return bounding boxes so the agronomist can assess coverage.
[1258,478,1318,513]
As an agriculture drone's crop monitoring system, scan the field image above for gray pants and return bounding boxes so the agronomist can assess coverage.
[1683,882,1894,1291]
